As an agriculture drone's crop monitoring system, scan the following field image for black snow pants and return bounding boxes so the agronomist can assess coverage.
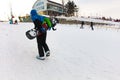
[36,32,49,57]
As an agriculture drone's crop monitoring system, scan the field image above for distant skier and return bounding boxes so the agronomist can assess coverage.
[14,20,18,24]
[9,18,13,24]
[90,22,94,30]
[30,9,52,60]
[80,21,84,29]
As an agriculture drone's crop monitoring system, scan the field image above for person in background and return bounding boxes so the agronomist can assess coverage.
[90,22,94,30]
[80,21,84,29]
[14,20,18,24]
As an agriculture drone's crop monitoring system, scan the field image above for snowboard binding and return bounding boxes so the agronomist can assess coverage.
[26,28,38,40]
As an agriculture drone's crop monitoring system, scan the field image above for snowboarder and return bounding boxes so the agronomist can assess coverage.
[9,18,13,24]
[14,20,18,24]
[90,22,94,30]
[30,9,51,60]
[80,21,84,29]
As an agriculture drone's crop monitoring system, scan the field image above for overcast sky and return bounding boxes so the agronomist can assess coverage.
[0,0,120,20]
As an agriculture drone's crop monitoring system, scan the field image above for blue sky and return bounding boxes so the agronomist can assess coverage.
[0,0,120,20]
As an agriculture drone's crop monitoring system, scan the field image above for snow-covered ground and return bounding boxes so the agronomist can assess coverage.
[0,22,120,80]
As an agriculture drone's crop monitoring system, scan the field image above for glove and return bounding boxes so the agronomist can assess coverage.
[40,27,46,33]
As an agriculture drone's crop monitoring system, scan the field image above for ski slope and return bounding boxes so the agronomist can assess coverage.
[0,22,120,80]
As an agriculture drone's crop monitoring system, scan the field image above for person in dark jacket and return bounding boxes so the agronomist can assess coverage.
[80,21,84,29]
[30,9,51,60]
[90,22,94,30]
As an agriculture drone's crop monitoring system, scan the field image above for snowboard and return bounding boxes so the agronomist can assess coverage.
[26,28,37,40]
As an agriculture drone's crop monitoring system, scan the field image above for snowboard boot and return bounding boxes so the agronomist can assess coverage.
[36,56,45,60]
[46,51,50,57]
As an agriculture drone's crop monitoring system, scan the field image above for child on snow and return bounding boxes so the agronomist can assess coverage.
[30,9,52,60]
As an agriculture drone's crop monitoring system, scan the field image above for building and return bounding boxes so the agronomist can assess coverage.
[32,0,65,16]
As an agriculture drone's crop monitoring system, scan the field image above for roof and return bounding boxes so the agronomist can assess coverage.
[47,0,63,6]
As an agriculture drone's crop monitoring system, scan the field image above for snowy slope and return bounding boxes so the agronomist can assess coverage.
[0,22,120,80]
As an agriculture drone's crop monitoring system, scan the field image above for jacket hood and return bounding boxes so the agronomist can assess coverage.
[30,9,45,22]
[30,9,37,16]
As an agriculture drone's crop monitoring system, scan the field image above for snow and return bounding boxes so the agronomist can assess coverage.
[0,22,120,80]
[57,16,120,26]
